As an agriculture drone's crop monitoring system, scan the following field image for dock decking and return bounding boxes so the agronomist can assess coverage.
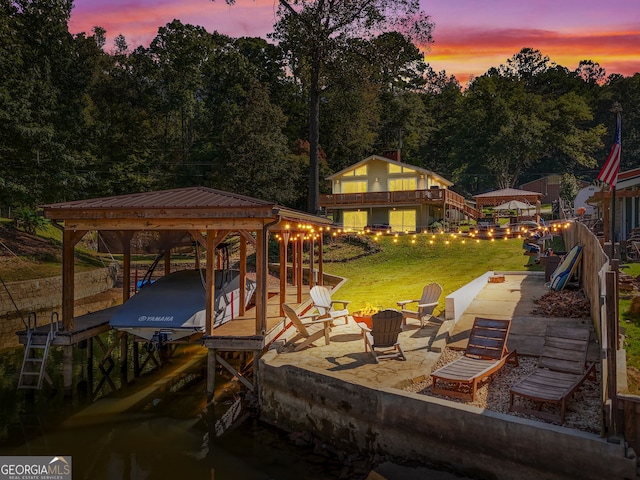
[17,284,313,351]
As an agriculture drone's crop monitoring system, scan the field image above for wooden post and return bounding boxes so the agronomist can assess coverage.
[255,229,265,334]
[604,190,611,243]
[239,237,247,316]
[309,237,315,288]
[205,231,216,336]
[87,337,94,396]
[63,345,73,396]
[133,341,140,378]
[120,332,128,387]
[61,229,87,331]
[62,231,75,331]
[207,348,216,402]
[194,238,201,270]
[606,269,619,436]
[296,236,303,303]
[279,232,288,316]
[164,248,171,275]
[292,234,298,287]
[317,230,323,285]
[121,232,133,302]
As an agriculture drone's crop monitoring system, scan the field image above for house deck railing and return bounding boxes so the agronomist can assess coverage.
[320,189,480,220]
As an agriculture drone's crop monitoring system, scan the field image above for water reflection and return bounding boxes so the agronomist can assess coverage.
[0,345,356,480]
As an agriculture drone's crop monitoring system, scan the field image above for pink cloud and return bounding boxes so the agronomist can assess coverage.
[69,0,640,82]
[424,25,640,82]
[70,0,278,49]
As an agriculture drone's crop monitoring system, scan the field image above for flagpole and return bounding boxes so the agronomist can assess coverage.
[608,102,622,439]
[610,103,622,258]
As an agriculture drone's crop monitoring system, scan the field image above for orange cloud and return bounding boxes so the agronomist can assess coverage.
[423,25,640,83]
[69,1,639,84]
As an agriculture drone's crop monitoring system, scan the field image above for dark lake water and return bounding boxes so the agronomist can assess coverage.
[0,341,476,480]
[0,344,364,480]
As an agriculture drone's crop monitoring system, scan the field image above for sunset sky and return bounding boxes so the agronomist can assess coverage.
[68,0,640,84]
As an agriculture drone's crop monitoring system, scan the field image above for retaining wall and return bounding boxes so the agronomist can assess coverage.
[259,354,637,480]
[445,270,494,322]
[0,266,117,349]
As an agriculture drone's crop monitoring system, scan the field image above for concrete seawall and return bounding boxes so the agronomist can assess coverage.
[259,355,636,480]
[0,266,117,349]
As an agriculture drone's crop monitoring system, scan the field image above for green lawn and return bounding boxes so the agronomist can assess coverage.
[0,220,106,281]
[620,263,640,392]
[323,234,538,316]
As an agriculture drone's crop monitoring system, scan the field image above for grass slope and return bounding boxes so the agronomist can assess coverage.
[324,234,536,315]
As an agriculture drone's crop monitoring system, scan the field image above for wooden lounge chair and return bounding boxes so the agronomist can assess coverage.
[282,303,333,352]
[509,325,596,424]
[396,282,442,327]
[357,309,406,363]
[309,285,350,324]
[431,317,518,401]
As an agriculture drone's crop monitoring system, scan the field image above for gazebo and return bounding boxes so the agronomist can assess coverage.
[40,186,334,398]
[473,188,543,223]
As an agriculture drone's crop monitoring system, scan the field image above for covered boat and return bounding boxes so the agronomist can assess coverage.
[110,269,256,343]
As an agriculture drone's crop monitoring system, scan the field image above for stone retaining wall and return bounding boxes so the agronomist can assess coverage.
[0,266,117,349]
[259,354,637,480]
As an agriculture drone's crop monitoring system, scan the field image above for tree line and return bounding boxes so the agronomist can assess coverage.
[1,0,639,216]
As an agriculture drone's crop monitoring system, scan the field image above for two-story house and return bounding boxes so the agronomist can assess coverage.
[319,154,477,232]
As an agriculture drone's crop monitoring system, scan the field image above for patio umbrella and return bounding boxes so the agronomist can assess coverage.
[493,200,534,211]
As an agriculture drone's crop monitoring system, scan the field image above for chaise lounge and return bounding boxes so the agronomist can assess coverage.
[431,317,518,401]
[509,325,596,424]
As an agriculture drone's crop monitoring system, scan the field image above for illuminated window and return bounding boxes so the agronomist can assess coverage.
[343,211,368,231]
[388,164,416,174]
[341,181,368,193]
[388,178,417,191]
[389,209,416,232]
[344,165,367,176]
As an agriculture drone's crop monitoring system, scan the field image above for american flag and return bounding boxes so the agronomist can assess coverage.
[597,113,622,187]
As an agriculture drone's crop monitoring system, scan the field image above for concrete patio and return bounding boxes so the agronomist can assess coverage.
[267,271,597,388]
[260,271,636,480]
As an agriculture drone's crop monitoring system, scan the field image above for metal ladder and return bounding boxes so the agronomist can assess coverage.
[17,313,58,390]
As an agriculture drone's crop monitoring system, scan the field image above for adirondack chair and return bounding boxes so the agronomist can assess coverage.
[509,325,596,424]
[309,285,350,325]
[396,282,442,327]
[431,317,518,401]
[282,304,333,352]
[357,309,406,363]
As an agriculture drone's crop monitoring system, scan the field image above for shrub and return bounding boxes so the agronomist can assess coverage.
[14,207,47,235]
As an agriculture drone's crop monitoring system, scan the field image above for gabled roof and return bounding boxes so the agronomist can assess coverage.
[473,188,543,199]
[42,186,271,210]
[326,155,453,187]
[41,186,331,226]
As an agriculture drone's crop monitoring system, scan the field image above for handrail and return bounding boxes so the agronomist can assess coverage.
[319,189,480,220]
[50,311,60,335]
[27,311,37,333]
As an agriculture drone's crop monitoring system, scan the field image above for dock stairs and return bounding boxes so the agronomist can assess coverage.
[18,313,59,390]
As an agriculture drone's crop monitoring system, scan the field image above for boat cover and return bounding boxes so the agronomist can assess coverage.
[110,269,256,341]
